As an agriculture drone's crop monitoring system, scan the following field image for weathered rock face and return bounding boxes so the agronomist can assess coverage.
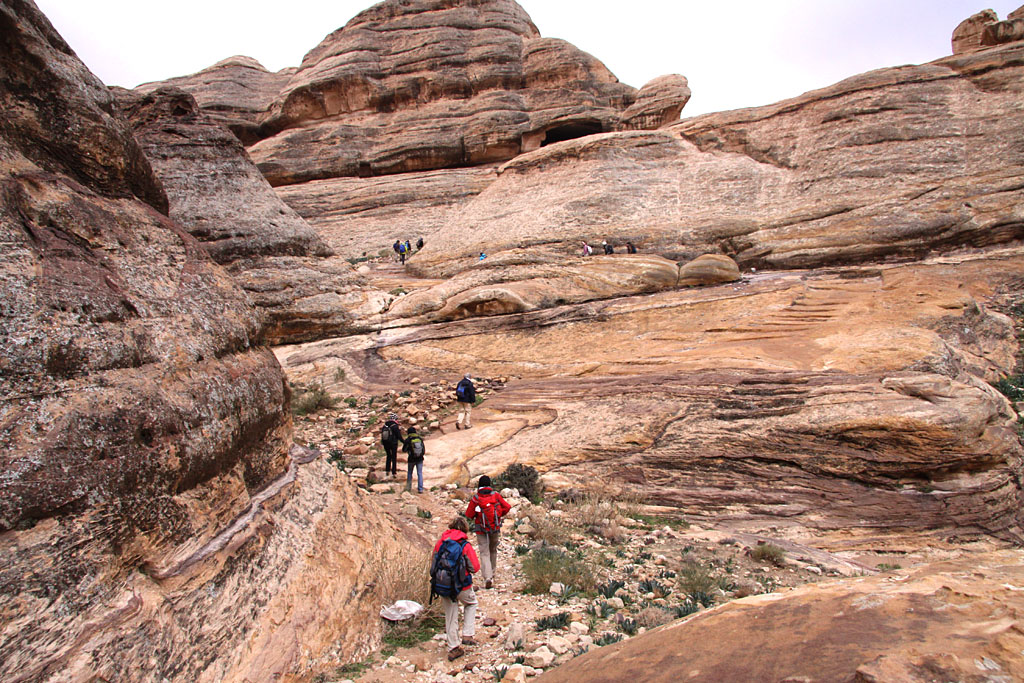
[136,56,296,145]
[0,1,399,679]
[538,550,1024,683]
[408,41,1024,278]
[116,86,385,344]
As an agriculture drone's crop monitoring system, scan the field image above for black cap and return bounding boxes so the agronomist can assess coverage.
[479,475,492,488]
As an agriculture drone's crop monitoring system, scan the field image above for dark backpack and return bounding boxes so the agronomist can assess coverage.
[472,495,502,533]
[430,538,471,601]
[381,422,397,444]
[407,435,425,460]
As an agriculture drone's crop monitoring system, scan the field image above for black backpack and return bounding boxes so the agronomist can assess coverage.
[430,538,471,602]
[381,422,397,444]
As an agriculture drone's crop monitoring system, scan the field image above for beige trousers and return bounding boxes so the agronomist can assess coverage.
[457,401,473,427]
[476,531,500,581]
[441,587,478,650]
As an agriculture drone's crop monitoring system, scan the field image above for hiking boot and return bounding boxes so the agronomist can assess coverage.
[461,637,477,646]
[456,422,462,430]
[447,647,464,661]
[485,580,493,589]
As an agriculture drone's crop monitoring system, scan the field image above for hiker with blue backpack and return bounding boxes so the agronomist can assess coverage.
[430,516,480,661]
[454,374,476,430]
[465,475,512,589]
[402,426,426,493]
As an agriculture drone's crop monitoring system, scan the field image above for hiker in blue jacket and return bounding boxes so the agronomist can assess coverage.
[455,374,476,430]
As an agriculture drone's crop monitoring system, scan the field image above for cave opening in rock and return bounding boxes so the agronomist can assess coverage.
[541,120,604,146]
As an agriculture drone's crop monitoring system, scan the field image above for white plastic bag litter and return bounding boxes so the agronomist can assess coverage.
[379,600,424,621]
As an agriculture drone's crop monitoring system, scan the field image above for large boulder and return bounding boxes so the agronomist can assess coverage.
[953,5,1024,53]
[0,1,400,679]
[537,551,1024,682]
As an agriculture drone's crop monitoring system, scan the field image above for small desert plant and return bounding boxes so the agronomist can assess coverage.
[750,543,787,566]
[494,667,509,681]
[636,606,674,629]
[514,544,531,556]
[334,367,346,382]
[291,382,338,416]
[526,514,570,546]
[877,563,902,571]
[594,632,624,647]
[535,612,571,631]
[994,375,1024,401]
[344,396,358,408]
[520,546,596,594]
[667,601,700,619]
[658,569,677,579]
[678,560,716,598]
[638,579,669,598]
[495,463,541,501]
[618,617,639,635]
[416,508,432,519]
[597,579,625,599]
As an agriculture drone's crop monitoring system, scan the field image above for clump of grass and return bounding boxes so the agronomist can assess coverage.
[334,367,346,382]
[994,375,1024,401]
[635,607,674,629]
[292,382,338,416]
[877,563,902,571]
[535,612,571,631]
[521,546,596,594]
[416,508,432,519]
[750,543,787,566]
[594,632,624,647]
[618,617,639,635]
[495,463,542,502]
[678,560,716,597]
[514,544,531,556]
[525,514,570,546]
[597,580,625,598]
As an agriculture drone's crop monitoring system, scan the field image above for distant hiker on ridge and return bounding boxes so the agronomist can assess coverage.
[626,241,637,254]
[582,241,593,257]
[417,237,424,251]
[603,240,614,254]
[455,374,476,430]
[393,239,401,262]
[465,475,512,589]
[398,240,408,265]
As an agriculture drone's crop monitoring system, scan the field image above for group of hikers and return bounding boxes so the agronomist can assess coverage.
[379,373,508,661]
[393,237,424,265]
[582,240,637,256]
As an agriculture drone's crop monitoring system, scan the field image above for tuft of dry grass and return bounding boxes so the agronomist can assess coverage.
[750,543,787,566]
[526,514,570,546]
[636,606,675,629]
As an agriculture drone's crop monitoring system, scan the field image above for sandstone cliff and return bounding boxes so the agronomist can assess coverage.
[0,1,400,679]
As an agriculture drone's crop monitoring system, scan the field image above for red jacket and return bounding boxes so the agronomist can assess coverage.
[433,529,481,583]
[465,488,512,532]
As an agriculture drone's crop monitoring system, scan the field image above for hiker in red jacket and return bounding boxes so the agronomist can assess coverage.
[464,475,512,589]
[432,517,481,661]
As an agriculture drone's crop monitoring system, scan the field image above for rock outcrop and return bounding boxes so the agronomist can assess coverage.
[0,1,399,679]
[116,86,385,344]
[537,550,1024,683]
[953,4,1024,53]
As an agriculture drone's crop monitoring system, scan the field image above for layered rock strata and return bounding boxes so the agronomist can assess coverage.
[537,551,1024,683]
[0,1,399,679]
[116,86,385,344]
[953,4,1024,53]
[279,253,1024,547]
[408,41,1024,278]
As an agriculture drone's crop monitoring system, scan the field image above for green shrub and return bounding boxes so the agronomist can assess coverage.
[994,375,1024,401]
[291,382,338,416]
[514,544,531,556]
[618,617,638,635]
[416,508,432,519]
[535,612,571,631]
[344,397,358,408]
[667,601,699,619]
[638,579,669,597]
[678,560,716,597]
[750,543,786,566]
[495,463,541,501]
[597,580,625,599]
[334,367,346,382]
[520,546,595,594]
[594,632,624,647]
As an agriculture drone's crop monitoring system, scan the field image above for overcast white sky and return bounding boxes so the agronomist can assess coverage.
[35,0,1022,117]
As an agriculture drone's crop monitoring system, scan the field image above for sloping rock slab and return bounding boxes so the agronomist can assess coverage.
[538,551,1024,683]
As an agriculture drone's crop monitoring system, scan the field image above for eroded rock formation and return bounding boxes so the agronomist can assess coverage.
[537,550,1024,683]
[953,4,1024,53]
[0,1,399,679]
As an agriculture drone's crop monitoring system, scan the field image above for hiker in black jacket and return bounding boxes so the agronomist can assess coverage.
[455,374,476,430]
[403,426,426,493]
[381,413,402,479]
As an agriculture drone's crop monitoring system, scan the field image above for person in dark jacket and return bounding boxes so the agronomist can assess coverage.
[455,374,476,430]
[392,239,401,261]
[465,475,512,588]
[602,240,614,254]
[433,517,480,661]
[416,237,424,251]
[381,413,403,479]
[626,241,637,254]
[402,426,425,492]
